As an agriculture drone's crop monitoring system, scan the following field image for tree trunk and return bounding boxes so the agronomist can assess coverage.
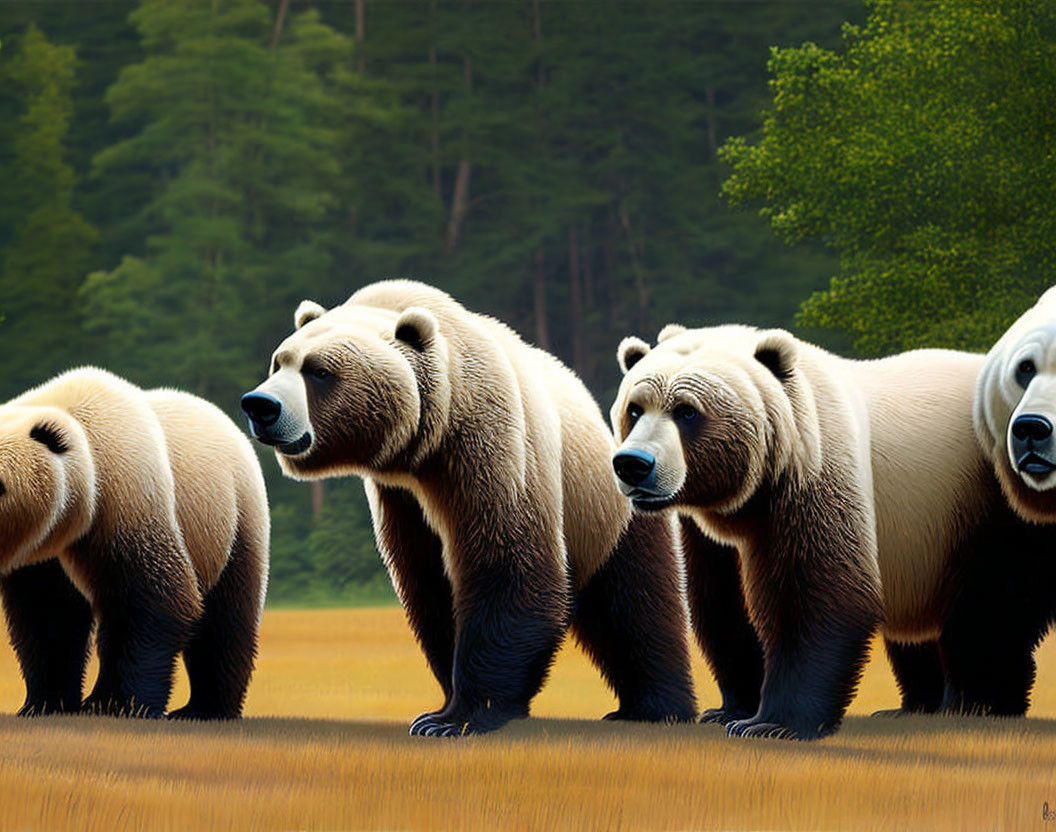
[355,0,366,73]
[270,0,290,49]
[620,207,649,331]
[569,223,587,379]
[311,481,326,521]
[705,85,717,159]
[533,247,550,350]
[445,55,473,252]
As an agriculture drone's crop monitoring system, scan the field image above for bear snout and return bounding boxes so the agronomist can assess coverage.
[1011,413,1056,476]
[241,391,282,429]
[613,448,657,487]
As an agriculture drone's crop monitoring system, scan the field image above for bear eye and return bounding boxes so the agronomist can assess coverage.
[673,404,699,424]
[306,364,332,381]
[1016,359,1037,388]
[0,479,5,498]
[627,403,644,424]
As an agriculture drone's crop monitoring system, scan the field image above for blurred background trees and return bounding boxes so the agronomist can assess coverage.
[2,0,1052,602]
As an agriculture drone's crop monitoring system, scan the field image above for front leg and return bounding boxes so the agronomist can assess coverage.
[1,559,94,715]
[679,516,763,725]
[410,520,571,737]
[70,528,201,718]
[367,482,455,717]
[728,481,882,740]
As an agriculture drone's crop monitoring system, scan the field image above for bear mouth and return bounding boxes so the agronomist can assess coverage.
[276,432,313,456]
[628,490,676,512]
[1017,451,1056,477]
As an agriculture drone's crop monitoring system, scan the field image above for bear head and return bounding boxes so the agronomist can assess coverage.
[241,297,452,480]
[975,287,1056,521]
[0,406,95,573]
[610,324,819,516]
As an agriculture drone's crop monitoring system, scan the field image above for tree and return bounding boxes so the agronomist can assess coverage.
[0,25,98,396]
[82,0,350,402]
[721,0,1056,355]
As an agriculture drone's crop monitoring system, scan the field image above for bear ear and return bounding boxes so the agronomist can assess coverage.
[30,422,69,455]
[754,329,798,382]
[656,323,687,344]
[618,336,651,374]
[295,300,327,329]
[394,307,438,352]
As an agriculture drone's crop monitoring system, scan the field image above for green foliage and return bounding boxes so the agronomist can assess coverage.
[0,25,98,391]
[721,0,1056,354]
[82,0,347,402]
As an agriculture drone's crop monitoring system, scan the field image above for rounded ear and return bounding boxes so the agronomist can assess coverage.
[394,307,438,352]
[295,300,326,329]
[656,323,687,343]
[618,336,651,374]
[754,329,798,382]
[30,422,69,454]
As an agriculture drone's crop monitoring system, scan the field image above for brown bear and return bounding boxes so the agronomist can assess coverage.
[0,368,269,718]
[241,280,696,736]
[610,324,1054,738]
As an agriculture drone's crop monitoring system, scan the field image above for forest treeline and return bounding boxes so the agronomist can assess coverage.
[2,0,1053,603]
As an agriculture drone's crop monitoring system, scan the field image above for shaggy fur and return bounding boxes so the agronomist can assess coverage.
[243,280,696,737]
[611,325,1049,738]
[0,369,268,719]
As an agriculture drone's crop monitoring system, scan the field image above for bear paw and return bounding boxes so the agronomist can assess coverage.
[699,706,752,726]
[726,717,803,741]
[409,712,474,738]
[82,695,165,720]
[870,707,914,718]
[17,699,80,717]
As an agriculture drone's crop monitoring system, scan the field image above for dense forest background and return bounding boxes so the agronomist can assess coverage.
[2,0,1053,603]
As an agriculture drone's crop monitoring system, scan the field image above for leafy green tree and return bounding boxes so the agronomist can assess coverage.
[721,0,1056,354]
[0,25,98,395]
[83,0,350,401]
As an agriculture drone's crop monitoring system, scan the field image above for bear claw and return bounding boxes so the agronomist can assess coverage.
[727,718,801,740]
[409,713,472,738]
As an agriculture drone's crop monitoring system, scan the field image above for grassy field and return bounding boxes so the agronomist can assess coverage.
[1,608,1055,830]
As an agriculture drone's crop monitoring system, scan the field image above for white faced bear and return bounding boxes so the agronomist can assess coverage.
[977,287,1056,519]
[0,368,269,718]
[610,325,1044,738]
[241,280,696,736]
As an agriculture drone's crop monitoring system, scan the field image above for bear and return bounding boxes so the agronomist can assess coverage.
[240,279,697,737]
[0,367,269,719]
[609,323,1049,738]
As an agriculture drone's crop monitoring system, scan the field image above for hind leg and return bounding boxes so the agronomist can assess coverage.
[170,531,265,720]
[939,515,1054,716]
[679,516,763,724]
[1,560,93,715]
[571,513,697,723]
[872,639,945,716]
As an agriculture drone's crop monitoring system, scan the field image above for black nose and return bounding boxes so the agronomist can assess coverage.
[613,449,656,486]
[240,392,282,427]
[1012,413,1053,443]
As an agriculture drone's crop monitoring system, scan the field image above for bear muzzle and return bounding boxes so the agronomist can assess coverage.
[1011,413,1056,478]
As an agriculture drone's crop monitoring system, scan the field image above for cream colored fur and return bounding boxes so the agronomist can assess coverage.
[255,280,630,589]
[612,327,991,642]
[0,368,268,614]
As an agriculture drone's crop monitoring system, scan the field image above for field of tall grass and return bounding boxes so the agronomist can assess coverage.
[1,607,1055,830]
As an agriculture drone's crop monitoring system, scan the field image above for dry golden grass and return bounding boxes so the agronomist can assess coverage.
[1,607,1055,830]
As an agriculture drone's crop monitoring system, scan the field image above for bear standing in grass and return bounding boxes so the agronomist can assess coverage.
[241,280,696,736]
[610,325,1043,738]
[0,368,269,718]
